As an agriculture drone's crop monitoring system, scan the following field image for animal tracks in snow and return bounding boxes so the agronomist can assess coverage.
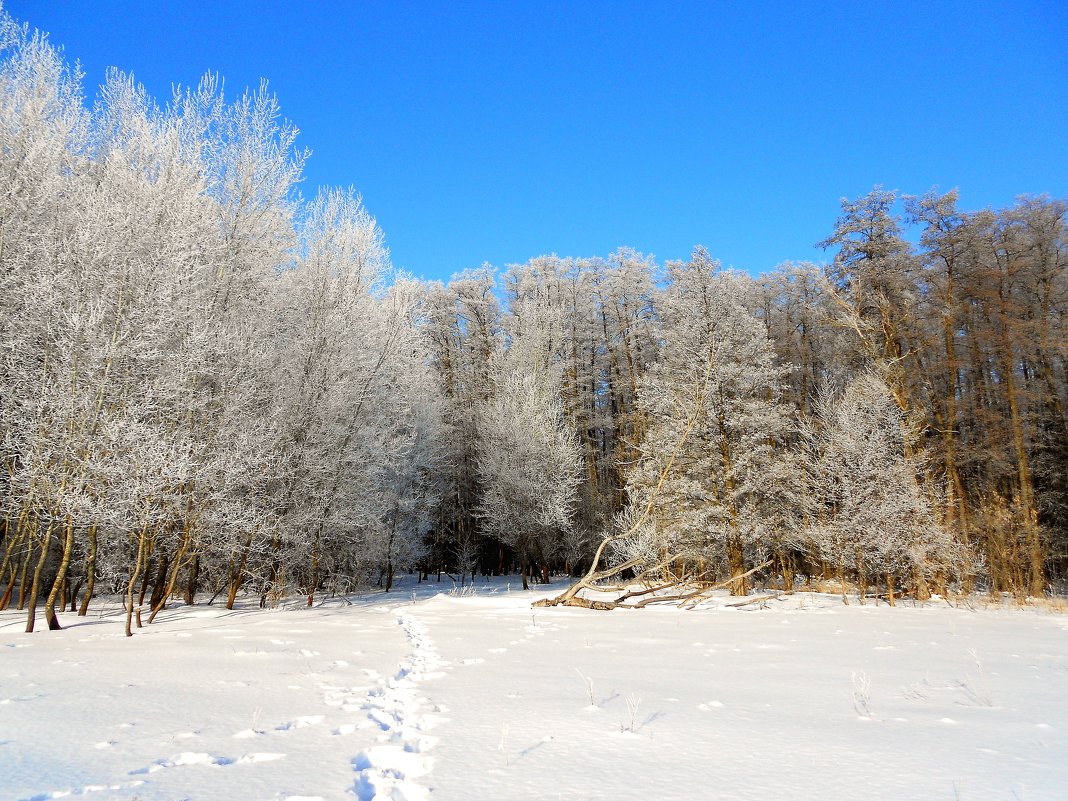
[350,610,448,801]
[232,713,325,740]
[130,751,235,773]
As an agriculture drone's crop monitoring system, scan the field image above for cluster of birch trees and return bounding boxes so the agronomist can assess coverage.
[2,10,1066,633]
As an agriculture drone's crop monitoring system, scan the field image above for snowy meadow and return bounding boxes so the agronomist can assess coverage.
[3,578,1067,801]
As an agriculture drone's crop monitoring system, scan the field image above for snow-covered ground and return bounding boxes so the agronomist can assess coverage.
[2,578,1067,801]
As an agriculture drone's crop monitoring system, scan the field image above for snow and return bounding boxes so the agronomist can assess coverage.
[2,579,1067,801]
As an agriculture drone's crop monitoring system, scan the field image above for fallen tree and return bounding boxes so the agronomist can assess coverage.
[533,558,773,610]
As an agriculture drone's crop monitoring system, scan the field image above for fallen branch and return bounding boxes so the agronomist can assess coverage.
[538,559,775,612]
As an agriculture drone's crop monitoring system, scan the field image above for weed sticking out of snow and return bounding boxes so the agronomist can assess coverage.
[497,723,510,767]
[620,693,643,733]
[575,668,596,709]
[852,670,873,719]
[956,648,994,707]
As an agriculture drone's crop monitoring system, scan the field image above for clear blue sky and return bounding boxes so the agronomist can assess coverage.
[6,1,1066,280]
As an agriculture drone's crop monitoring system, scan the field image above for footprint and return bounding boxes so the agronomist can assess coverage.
[236,752,285,764]
[354,746,430,776]
[273,715,324,732]
[352,746,433,801]
[130,752,232,774]
[697,701,724,710]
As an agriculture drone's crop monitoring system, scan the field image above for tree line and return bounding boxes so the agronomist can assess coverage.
[1,11,1065,632]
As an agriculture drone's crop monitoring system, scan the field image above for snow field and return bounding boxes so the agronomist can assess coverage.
[2,579,1067,801]
[1,596,416,801]
[420,594,1068,800]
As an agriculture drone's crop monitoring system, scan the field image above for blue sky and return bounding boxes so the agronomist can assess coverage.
[6,1,1066,281]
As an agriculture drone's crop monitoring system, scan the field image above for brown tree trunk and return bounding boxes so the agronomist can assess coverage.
[307,553,319,607]
[0,565,15,611]
[184,554,200,605]
[43,518,76,630]
[16,528,33,609]
[913,565,931,601]
[0,522,24,591]
[997,315,1044,597]
[149,541,192,623]
[137,550,154,606]
[148,551,171,611]
[779,551,795,593]
[24,521,55,633]
[226,539,252,610]
[125,528,149,637]
[78,525,98,616]
[726,538,747,596]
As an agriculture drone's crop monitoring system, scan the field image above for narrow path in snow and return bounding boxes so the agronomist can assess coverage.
[350,609,448,801]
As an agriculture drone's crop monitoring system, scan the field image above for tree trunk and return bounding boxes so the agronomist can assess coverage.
[0,522,24,592]
[307,552,319,607]
[913,565,931,601]
[226,543,251,610]
[69,578,83,613]
[78,524,98,616]
[779,551,795,593]
[43,518,76,630]
[995,282,1043,596]
[125,529,149,637]
[16,529,32,609]
[0,564,15,611]
[148,552,171,611]
[24,521,55,633]
[137,550,154,606]
[726,538,747,596]
[148,543,191,623]
[184,554,200,605]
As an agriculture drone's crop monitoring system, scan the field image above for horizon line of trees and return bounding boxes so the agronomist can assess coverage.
[1,8,1065,634]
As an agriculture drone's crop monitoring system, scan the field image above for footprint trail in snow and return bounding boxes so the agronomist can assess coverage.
[351,610,448,801]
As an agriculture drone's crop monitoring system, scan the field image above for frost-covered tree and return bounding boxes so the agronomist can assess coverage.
[624,251,796,595]
[799,374,962,602]
[476,304,583,588]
